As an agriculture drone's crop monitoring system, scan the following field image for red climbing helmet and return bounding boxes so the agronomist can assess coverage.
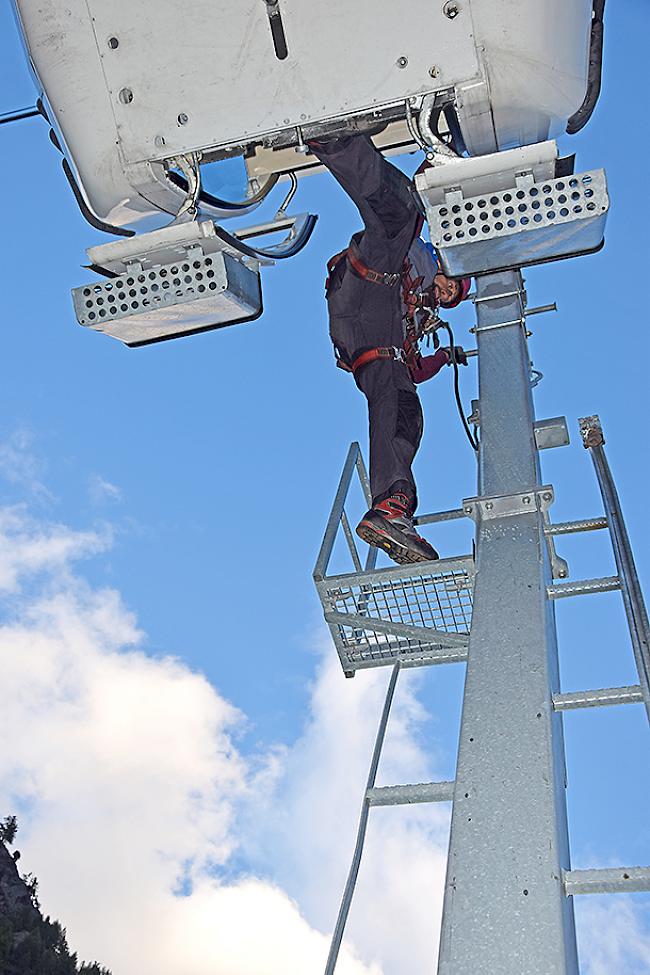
[438,276,472,309]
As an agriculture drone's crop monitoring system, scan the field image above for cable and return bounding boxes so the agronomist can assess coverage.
[437,321,479,453]
[0,106,40,126]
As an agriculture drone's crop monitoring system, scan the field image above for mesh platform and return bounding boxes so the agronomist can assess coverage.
[320,559,474,674]
[313,443,474,675]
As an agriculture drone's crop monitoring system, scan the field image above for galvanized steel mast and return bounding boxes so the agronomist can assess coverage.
[437,270,579,973]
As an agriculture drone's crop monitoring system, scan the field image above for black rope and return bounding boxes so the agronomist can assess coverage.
[438,321,479,453]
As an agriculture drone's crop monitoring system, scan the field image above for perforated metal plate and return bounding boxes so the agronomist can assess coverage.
[424,169,609,276]
[318,557,474,674]
[72,250,261,347]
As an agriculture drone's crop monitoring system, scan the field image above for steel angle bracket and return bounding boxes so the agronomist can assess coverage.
[463,486,555,522]
[463,486,569,578]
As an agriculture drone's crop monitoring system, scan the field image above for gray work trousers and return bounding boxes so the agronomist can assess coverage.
[312,136,424,508]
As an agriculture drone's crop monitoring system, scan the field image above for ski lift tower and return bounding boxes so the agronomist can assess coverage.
[12,0,650,971]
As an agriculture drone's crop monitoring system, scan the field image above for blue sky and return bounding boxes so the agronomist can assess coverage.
[0,2,648,973]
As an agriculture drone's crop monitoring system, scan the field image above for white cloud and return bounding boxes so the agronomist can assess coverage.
[89,474,123,504]
[0,505,109,593]
[0,506,381,974]
[245,650,450,972]
[578,899,650,974]
[0,499,649,975]
[0,429,53,501]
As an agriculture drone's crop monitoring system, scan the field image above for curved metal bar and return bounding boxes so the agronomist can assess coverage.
[275,172,298,217]
[166,168,280,212]
[417,94,460,164]
[62,158,135,238]
[213,212,318,261]
[567,0,606,135]
[323,663,400,975]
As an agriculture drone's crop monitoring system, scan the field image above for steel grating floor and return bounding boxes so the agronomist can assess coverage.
[318,556,474,674]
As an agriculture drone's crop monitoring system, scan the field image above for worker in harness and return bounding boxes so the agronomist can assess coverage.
[309,134,471,565]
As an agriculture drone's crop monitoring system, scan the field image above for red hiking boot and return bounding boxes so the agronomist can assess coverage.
[356,492,439,565]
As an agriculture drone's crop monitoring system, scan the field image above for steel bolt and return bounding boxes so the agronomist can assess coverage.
[443,1,460,18]
[108,36,119,50]
[154,135,165,148]
[429,65,440,78]
[118,88,133,105]
[177,113,189,125]
[522,496,531,504]
[543,492,552,501]
[485,501,493,510]
[397,56,408,69]
[464,506,473,515]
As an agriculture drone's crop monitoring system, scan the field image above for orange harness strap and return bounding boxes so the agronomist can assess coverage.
[337,346,407,376]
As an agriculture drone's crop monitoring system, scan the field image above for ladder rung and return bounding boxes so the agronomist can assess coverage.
[367,781,455,806]
[547,575,622,599]
[553,685,644,710]
[564,866,650,896]
[544,517,608,535]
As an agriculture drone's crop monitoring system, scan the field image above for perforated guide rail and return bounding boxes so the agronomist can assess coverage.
[313,443,473,676]
[423,169,609,277]
[71,250,262,347]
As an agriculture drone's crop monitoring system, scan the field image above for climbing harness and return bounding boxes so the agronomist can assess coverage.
[326,242,479,453]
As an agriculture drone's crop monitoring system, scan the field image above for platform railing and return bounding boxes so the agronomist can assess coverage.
[313,443,475,677]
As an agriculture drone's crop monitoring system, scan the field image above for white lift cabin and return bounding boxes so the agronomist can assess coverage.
[12,0,600,345]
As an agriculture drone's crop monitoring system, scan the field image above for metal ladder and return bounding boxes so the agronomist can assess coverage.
[322,412,650,974]
[316,276,650,975]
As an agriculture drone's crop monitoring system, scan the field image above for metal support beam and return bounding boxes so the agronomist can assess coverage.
[437,270,579,975]
[367,781,455,806]
[323,610,469,649]
[547,576,622,599]
[545,517,608,536]
[564,867,650,896]
[553,685,644,711]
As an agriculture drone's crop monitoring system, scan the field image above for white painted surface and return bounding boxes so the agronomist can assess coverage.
[13,0,593,227]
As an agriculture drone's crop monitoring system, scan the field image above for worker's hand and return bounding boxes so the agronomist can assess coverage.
[443,346,468,366]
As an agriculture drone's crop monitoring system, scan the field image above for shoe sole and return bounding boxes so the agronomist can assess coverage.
[356,520,439,565]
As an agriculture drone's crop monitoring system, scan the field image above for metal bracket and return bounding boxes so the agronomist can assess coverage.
[534,416,570,450]
[463,486,567,576]
[463,486,554,522]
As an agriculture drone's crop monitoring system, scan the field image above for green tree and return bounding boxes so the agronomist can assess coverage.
[0,815,18,845]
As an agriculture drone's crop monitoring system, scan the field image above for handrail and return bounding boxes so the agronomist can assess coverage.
[580,416,650,725]
[323,663,400,975]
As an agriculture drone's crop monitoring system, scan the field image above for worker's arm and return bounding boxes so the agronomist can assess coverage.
[309,135,422,267]
[411,347,468,384]
[410,349,449,384]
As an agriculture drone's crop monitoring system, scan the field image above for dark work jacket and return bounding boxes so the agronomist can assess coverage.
[310,136,435,370]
